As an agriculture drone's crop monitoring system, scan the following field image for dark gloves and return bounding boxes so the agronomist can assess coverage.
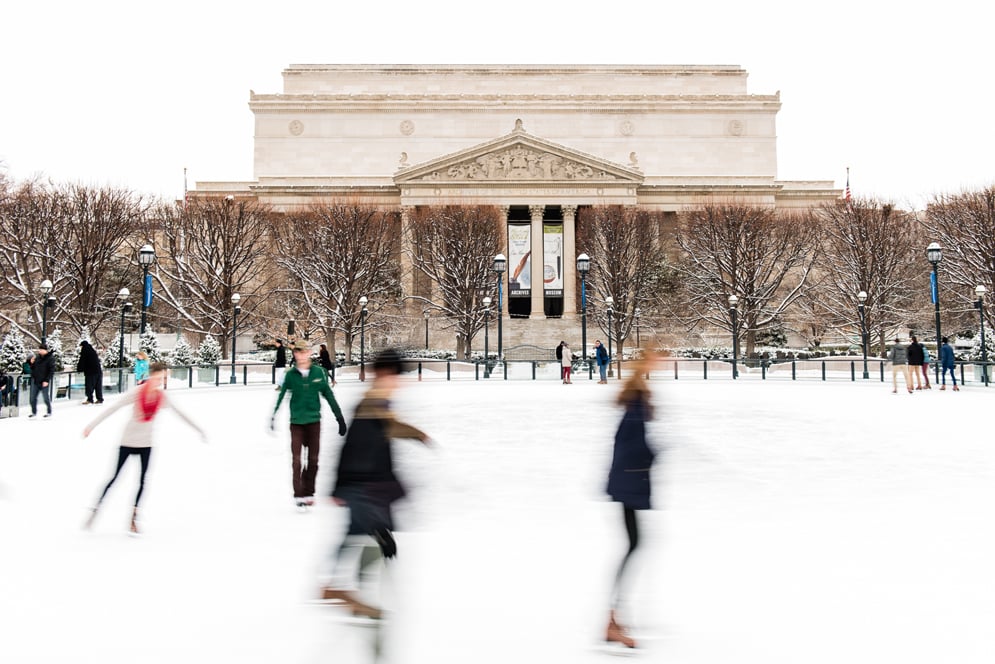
[372,527,397,559]
[337,417,347,436]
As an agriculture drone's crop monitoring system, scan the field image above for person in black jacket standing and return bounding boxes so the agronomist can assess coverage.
[76,340,104,404]
[29,344,55,418]
[907,335,925,390]
[273,338,288,390]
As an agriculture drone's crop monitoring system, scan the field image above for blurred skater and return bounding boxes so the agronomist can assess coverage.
[921,345,932,389]
[321,348,431,619]
[561,341,574,383]
[270,340,346,510]
[133,351,149,385]
[83,363,207,534]
[603,354,659,649]
[890,338,913,394]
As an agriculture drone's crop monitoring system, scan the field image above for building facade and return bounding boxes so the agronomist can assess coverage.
[194,64,840,347]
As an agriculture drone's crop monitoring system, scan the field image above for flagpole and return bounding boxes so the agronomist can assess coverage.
[183,167,188,210]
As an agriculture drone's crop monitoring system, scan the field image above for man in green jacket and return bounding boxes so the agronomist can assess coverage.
[272,340,347,509]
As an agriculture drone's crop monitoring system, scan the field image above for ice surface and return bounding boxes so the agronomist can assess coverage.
[1,375,992,663]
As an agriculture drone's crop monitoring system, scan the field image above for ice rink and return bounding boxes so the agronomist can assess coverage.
[1,373,992,663]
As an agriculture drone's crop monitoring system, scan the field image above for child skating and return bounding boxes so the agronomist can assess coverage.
[82,362,207,534]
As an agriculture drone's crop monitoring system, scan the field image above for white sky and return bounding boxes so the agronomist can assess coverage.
[3,1,993,210]
[2,368,993,662]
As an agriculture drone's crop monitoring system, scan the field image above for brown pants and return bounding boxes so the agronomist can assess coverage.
[290,422,321,498]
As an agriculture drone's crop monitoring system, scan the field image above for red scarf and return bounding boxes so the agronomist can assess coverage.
[136,380,163,422]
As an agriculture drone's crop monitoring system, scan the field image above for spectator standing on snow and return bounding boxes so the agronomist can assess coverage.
[890,338,913,394]
[77,340,104,404]
[321,348,431,620]
[561,341,574,384]
[273,338,288,390]
[907,335,925,390]
[83,362,207,534]
[28,344,54,418]
[595,340,610,384]
[603,353,660,650]
[271,340,346,510]
[940,337,959,391]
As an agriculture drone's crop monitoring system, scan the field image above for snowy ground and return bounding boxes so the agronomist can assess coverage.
[1,373,993,663]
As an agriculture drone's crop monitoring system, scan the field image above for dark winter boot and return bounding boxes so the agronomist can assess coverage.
[606,610,636,648]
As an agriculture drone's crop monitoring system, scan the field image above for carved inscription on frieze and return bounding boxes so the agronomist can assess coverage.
[419,146,616,182]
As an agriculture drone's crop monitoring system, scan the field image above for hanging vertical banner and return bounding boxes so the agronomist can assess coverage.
[930,271,938,305]
[143,274,153,308]
[507,223,531,298]
[543,224,563,297]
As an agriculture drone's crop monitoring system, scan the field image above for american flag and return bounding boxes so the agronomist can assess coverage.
[844,167,851,201]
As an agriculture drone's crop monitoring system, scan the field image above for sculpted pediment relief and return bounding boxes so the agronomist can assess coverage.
[396,120,642,186]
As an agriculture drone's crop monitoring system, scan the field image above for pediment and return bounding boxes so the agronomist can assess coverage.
[395,121,643,186]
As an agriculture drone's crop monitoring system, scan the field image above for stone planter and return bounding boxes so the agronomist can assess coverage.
[197,366,217,383]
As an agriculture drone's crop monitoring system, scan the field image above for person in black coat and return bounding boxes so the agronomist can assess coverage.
[273,339,288,390]
[907,335,925,390]
[321,348,431,619]
[29,344,55,418]
[76,340,104,404]
[603,353,659,649]
[318,343,335,383]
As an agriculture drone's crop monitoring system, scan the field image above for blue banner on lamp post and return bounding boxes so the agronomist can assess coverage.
[930,272,938,305]
[144,274,153,308]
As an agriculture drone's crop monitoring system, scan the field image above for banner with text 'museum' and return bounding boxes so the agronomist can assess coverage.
[507,223,531,298]
[543,224,563,297]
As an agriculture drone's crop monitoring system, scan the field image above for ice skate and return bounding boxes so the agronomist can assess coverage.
[940,385,946,390]
[319,588,382,619]
[83,507,98,530]
[605,610,637,649]
[953,385,960,391]
[129,508,140,536]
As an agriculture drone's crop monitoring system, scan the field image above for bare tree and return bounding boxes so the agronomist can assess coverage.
[405,205,501,359]
[812,199,924,354]
[271,202,401,361]
[675,202,820,355]
[576,206,670,361]
[0,180,145,343]
[152,196,275,356]
[920,186,995,330]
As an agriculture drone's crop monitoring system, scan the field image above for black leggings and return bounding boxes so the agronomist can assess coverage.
[97,446,152,507]
[611,506,640,607]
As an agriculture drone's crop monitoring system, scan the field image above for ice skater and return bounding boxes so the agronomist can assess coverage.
[603,354,659,649]
[83,362,207,534]
[321,348,431,619]
[270,340,347,510]
[940,336,959,391]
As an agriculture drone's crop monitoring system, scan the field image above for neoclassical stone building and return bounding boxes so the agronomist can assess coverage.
[194,64,840,347]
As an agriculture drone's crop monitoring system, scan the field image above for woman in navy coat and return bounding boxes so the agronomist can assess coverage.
[604,354,658,649]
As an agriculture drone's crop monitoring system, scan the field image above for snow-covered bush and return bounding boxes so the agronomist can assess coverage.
[197,335,222,366]
[46,328,65,371]
[139,329,162,363]
[170,336,195,366]
[0,329,27,373]
[103,336,131,369]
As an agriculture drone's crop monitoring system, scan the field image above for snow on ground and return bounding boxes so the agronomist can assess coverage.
[1,373,993,663]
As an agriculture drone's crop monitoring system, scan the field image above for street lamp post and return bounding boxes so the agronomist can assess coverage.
[492,254,506,367]
[729,294,739,379]
[635,308,641,349]
[976,285,988,386]
[229,293,241,384]
[482,296,491,378]
[117,288,133,392]
[359,296,368,382]
[857,290,869,379]
[424,310,430,350]
[927,242,943,383]
[138,244,156,334]
[606,296,614,379]
[39,279,55,344]
[577,253,591,380]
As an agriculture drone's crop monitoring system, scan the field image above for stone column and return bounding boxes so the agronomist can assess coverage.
[562,205,577,315]
[399,205,416,314]
[498,206,509,317]
[530,204,545,318]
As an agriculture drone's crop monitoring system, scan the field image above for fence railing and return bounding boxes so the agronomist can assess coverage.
[1,358,988,417]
